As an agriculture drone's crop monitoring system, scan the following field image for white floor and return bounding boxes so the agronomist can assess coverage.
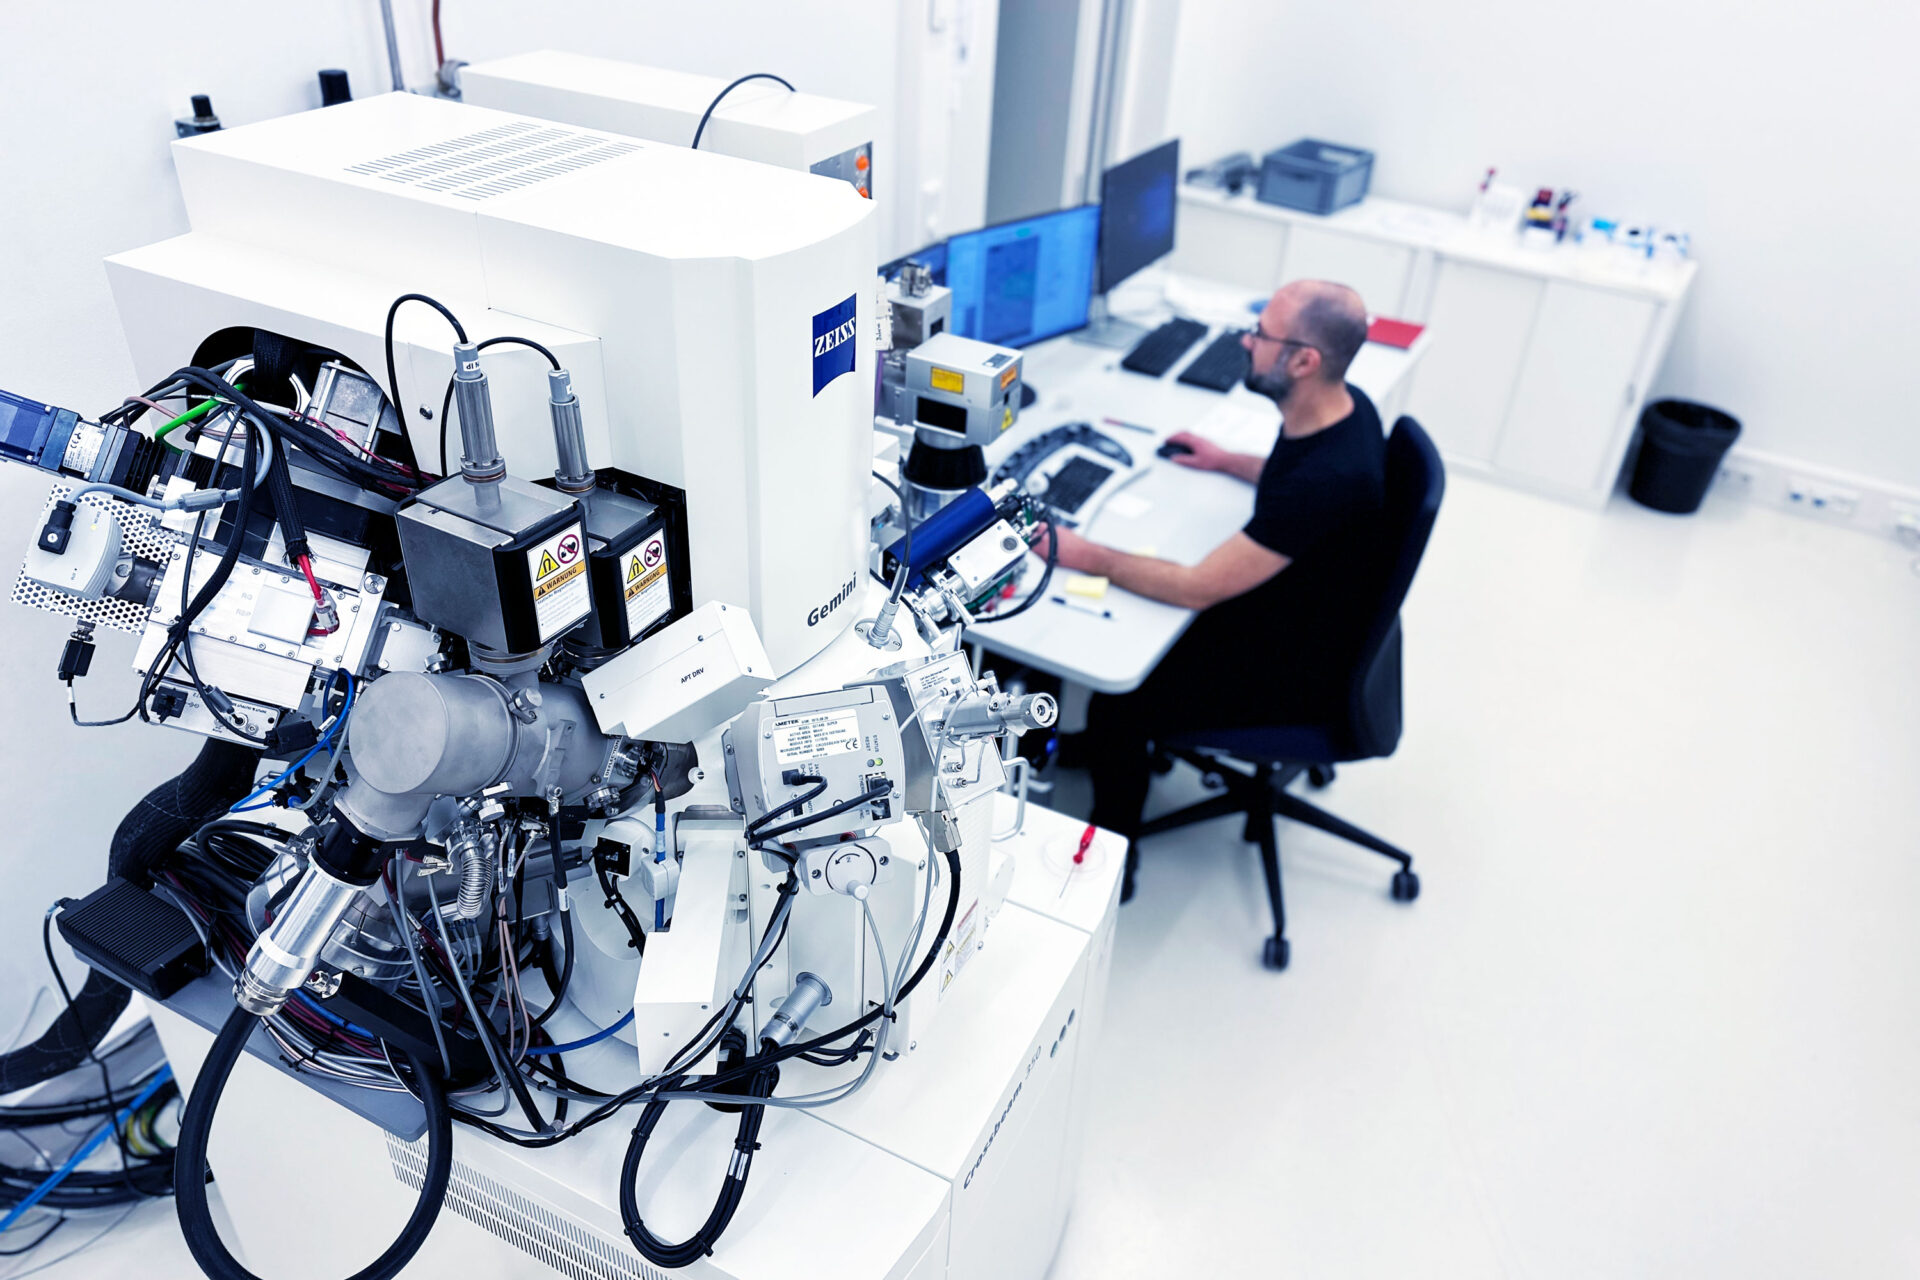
[21,475,1920,1279]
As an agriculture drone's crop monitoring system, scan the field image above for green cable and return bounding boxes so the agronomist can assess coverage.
[153,397,218,442]
[153,377,247,448]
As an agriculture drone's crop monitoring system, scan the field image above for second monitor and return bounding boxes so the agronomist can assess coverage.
[944,204,1101,349]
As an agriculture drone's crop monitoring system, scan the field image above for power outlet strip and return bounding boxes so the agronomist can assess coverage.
[1715,447,1920,548]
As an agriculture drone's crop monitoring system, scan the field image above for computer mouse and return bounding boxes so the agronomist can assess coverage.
[1156,439,1194,459]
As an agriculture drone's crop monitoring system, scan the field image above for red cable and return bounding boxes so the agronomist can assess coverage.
[295,554,324,603]
[432,0,445,67]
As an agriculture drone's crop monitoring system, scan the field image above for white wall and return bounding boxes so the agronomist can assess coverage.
[0,0,995,1045]
[1165,0,1920,488]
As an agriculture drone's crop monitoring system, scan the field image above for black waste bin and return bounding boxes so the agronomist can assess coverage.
[1628,399,1742,514]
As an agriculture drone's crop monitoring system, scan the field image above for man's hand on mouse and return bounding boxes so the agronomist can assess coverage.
[1161,431,1230,472]
[1027,521,1103,573]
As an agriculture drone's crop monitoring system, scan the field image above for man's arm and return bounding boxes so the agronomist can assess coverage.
[1034,525,1289,611]
[1163,431,1267,485]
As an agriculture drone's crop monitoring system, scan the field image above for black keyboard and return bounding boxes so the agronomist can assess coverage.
[992,422,1134,490]
[1038,456,1115,515]
[1120,318,1208,377]
[1176,332,1251,391]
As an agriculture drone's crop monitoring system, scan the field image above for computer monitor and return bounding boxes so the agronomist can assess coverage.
[1097,138,1179,294]
[943,204,1100,348]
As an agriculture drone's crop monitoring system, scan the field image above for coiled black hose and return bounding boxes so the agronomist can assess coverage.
[619,1063,780,1269]
[174,1006,453,1280]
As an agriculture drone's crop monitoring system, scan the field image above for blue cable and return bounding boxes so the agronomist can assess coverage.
[0,1065,175,1233]
[523,1010,634,1056]
[231,669,355,812]
[291,990,379,1041]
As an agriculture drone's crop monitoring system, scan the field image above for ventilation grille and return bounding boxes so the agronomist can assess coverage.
[346,121,641,200]
[12,488,181,634]
[387,1135,664,1280]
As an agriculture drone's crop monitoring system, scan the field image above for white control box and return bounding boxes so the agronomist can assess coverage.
[582,600,772,742]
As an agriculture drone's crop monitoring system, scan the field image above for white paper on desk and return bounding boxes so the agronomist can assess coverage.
[1190,398,1280,456]
[1103,492,1151,520]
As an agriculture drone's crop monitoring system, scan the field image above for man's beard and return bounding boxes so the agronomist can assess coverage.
[1244,361,1294,406]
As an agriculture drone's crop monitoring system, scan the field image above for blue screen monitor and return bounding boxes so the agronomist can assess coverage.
[944,204,1101,348]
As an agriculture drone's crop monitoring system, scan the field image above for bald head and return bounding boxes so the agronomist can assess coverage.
[1262,280,1368,383]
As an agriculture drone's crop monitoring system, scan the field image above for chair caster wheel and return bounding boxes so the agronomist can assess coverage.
[1261,937,1290,970]
[1390,868,1420,902]
[1201,772,1225,790]
[1120,874,1136,904]
[1307,764,1336,789]
[1149,751,1175,776]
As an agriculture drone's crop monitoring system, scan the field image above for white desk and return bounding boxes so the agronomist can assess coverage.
[966,274,1428,693]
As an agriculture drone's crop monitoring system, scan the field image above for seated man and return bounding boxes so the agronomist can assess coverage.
[1032,279,1384,897]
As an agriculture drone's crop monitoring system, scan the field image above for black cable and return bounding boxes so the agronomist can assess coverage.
[434,336,564,476]
[744,774,827,839]
[40,914,137,1201]
[679,847,961,1094]
[174,1007,452,1280]
[384,294,468,464]
[689,73,794,151]
[529,910,574,1029]
[142,425,265,742]
[595,859,647,957]
[869,470,916,594]
[618,1063,778,1269]
[972,497,1058,623]
[749,782,891,846]
[476,335,561,368]
[0,1214,64,1255]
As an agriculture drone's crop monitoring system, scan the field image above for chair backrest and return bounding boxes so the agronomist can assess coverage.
[1342,416,1445,758]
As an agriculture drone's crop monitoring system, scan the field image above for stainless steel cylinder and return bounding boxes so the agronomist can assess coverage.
[943,690,1058,739]
[346,672,520,799]
[548,369,594,495]
[234,862,364,1015]
[451,341,505,484]
[760,972,833,1048]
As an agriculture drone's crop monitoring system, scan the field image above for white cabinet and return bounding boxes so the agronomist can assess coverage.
[1403,260,1542,465]
[1496,283,1657,493]
[1171,198,1286,292]
[1281,224,1416,317]
[1172,187,1696,507]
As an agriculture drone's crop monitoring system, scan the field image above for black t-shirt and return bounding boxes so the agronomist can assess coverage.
[1185,385,1385,714]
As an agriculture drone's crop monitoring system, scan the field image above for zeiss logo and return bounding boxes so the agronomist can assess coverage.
[811,294,858,396]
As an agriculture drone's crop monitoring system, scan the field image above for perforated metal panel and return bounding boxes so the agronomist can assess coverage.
[387,1135,664,1280]
[345,122,642,201]
[10,488,179,633]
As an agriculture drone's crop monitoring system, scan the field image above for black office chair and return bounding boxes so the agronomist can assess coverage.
[1136,416,1446,971]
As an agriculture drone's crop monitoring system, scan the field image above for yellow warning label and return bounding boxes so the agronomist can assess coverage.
[1001,406,1013,432]
[930,367,965,394]
[525,524,590,642]
[532,560,584,602]
[623,532,672,635]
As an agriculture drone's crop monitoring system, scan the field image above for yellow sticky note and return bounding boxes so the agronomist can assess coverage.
[1124,545,1158,559]
[1064,574,1109,600]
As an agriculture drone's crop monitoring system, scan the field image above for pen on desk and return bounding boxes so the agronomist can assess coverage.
[1059,823,1098,898]
[1050,595,1112,619]
[1101,416,1158,435]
